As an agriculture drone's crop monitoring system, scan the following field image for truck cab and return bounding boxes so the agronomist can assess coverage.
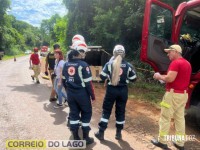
[40,46,48,57]
[141,0,200,121]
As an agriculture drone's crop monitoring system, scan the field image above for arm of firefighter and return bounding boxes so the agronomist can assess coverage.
[29,55,32,69]
[100,63,110,81]
[153,71,177,83]
[85,81,95,101]
[128,64,137,82]
[82,66,95,101]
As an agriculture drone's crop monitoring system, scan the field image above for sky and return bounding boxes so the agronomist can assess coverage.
[8,0,67,27]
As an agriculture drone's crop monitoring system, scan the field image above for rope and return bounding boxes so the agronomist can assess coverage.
[100,49,154,73]
[100,49,112,56]
[135,67,154,73]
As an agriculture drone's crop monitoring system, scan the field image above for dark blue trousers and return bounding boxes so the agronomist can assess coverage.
[67,88,92,132]
[99,85,128,131]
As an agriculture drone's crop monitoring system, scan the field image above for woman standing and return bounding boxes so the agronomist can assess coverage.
[95,45,137,140]
[53,50,68,108]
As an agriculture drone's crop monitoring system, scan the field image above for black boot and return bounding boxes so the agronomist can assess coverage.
[94,130,104,140]
[83,130,94,145]
[151,139,168,149]
[115,129,122,140]
[67,119,70,127]
[72,130,80,140]
[172,141,184,150]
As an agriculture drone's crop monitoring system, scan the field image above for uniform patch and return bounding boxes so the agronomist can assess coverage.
[68,67,75,76]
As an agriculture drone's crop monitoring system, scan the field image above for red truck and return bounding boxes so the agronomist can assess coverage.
[40,46,48,57]
[141,0,200,123]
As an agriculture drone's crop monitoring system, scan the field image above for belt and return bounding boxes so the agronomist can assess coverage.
[166,89,187,93]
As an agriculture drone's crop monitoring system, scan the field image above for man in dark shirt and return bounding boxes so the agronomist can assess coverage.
[45,44,60,102]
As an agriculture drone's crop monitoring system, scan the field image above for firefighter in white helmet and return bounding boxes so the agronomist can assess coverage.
[95,44,137,140]
[72,34,85,43]
[67,34,85,61]
[62,40,95,145]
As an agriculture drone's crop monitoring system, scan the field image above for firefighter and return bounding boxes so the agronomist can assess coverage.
[72,34,85,43]
[65,34,86,126]
[29,47,41,84]
[95,45,137,140]
[151,44,192,150]
[66,34,85,61]
[62,40,95,145]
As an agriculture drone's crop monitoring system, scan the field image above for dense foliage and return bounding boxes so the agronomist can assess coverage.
[0,0,41,55]
[0,0,187,56]
[62,0,186,56]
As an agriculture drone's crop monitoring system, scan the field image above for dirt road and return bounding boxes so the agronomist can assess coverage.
[0,56,200,150]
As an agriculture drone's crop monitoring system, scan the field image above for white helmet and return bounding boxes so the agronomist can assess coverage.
[72,34,85,44]
[113,45,125,56]
[72,40,88,52]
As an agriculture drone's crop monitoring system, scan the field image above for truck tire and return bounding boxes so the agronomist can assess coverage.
[0,56,2,60]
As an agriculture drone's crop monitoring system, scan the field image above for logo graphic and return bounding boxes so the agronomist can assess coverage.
[68,67,75,76]
[6,140,86,149]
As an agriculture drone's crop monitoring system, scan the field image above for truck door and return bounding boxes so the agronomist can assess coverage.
[140,0,175,73]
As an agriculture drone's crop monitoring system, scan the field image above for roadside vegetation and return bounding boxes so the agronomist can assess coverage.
[128,77,165,104]
[2,54,26,61]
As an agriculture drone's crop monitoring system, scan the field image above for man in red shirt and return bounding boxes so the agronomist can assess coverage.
[30,47,41,84]
[151,44,191,150]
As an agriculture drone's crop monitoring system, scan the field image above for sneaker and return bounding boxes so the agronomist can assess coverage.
[49,97,57,102]
[54,104,63,108]
[31,75,34,81]
[36,80,40,84]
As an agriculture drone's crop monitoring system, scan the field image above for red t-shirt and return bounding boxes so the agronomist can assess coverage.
[30,53,40,65]
[166,58,191,91]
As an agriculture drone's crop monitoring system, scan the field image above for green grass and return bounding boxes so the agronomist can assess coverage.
[2,54,26,61]
[128,81,165,104]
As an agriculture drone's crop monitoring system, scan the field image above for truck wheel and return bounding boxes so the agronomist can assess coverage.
[0,56,2,60]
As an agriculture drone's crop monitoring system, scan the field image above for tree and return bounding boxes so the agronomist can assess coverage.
[53,15,68,47]
[40,14,61,46]
[63,0,96,46]
[0,0,10,51]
